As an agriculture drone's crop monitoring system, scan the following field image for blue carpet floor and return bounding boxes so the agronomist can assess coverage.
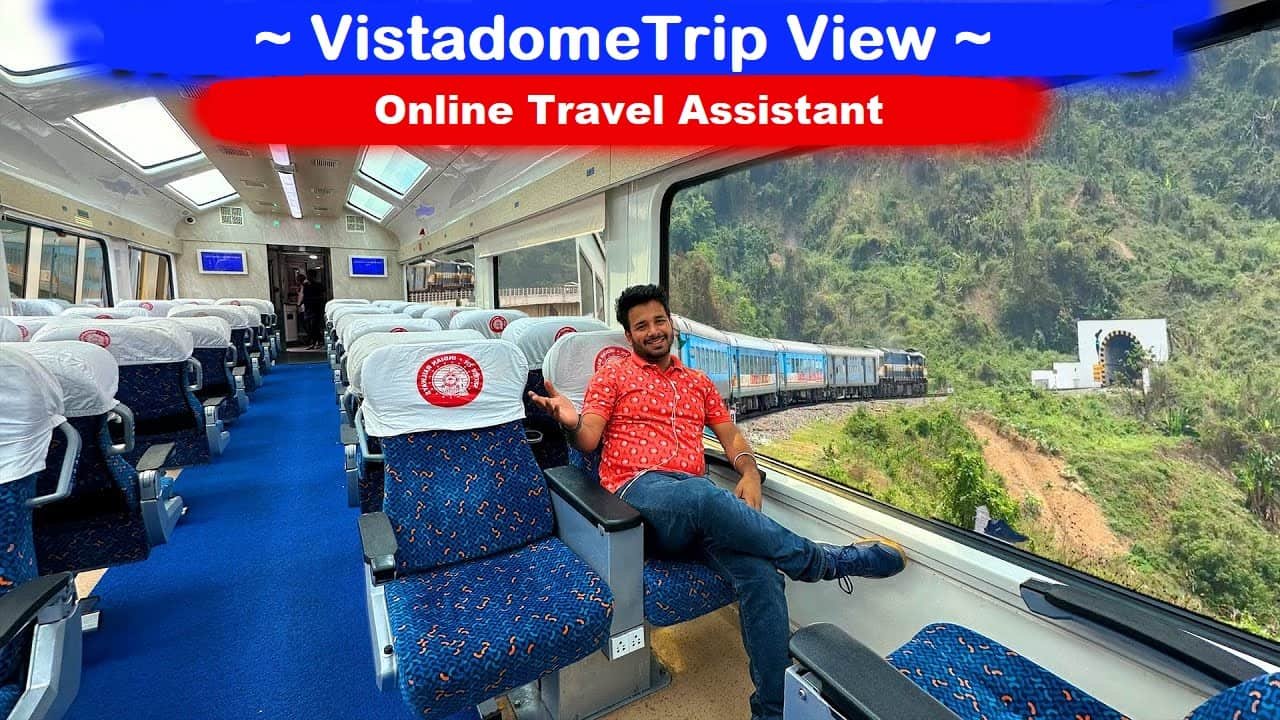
[67,362,416,720]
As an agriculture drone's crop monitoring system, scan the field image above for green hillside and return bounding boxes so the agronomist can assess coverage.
[668,30,1280,639]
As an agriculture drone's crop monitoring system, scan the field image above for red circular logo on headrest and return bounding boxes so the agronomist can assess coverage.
[555,326,577,341]
[17,325,29,340]
[416,353,484,408]
[389,327,408,333]
[79,329,111,348]
[140,302,154,311]
[488,315,508,334]
[594,346,631,371]
[95,313,113,319]
[230,300,242,306]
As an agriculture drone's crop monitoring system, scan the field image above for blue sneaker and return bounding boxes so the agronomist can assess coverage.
[822,538,907,579]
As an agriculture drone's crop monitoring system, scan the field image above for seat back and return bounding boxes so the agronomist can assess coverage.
[5,316,69,342]
[401,303,433,318]
[362,340,550,574]
[449,308,529,338]
[334,313,409,349]
[152,317,235,392]
[217,298,275,328]
[10,299,64,316]
[117,300,182,317]
[419,304,468,327]
[341,316,442,351]
[329,305,393,326]
[347,330,484,398]
[371,300,411,312]
[543,330,632,474]
[0,317,20,343]
[325,298,369,315]
[1187,673,1280,720]
[61,306,149,320]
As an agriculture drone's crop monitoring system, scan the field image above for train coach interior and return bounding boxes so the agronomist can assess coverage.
[1,1,1280,719]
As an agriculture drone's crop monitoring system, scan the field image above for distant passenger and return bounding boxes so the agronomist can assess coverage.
[530,283,907,720]
[300,269,326,349]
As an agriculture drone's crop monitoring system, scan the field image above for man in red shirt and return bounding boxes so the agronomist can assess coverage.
[530,284,906,720]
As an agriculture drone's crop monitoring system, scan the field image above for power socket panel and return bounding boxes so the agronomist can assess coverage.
[609,626,646,659]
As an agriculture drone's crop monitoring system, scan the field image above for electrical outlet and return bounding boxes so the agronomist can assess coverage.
[609,626,645,659]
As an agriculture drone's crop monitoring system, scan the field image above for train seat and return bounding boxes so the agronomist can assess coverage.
[419,305,469,329]
[32,320,217,468]
[542,331,738,628]
[787,622,1280,720]
[225,306,272,375]
[116,299,182,318]
[152,316,246,425]
[9,299,66,316]
[14,341,184,572]
[170,306,260,395]
[356,340,615,719]
[4,317,68,342]
[327,306,395,367]
[216,299,279,360]
[370,300,411,313]
[337,318,443,400]
[60,306,148,320]
[0,346,85,719]
[401,303,433,318]
[500,316,609,470]
[447,309,528,339]
[0,318,20,343]
[345,330,484,511]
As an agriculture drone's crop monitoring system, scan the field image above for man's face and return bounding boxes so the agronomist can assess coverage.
[624,300,674,362]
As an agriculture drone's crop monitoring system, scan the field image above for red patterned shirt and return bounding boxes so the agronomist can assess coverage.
[580,352,732,493]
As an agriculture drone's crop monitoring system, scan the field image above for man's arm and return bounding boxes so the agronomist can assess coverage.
[565,413,607,454]
[527,379,609,454]
[710,420,763,510]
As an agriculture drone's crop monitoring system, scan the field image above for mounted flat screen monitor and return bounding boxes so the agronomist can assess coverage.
[197,249,247,274]
[349,256,387,277]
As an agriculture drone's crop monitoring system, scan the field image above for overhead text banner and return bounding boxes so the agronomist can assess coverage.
[55,1,1204,78]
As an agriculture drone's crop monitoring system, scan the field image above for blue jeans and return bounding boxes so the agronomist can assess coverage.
[619,471,831,720]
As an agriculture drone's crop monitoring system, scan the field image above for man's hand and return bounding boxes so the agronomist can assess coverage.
[527,380,579,430]
[735,470,763,511]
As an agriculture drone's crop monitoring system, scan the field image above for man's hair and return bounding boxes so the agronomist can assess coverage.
[615,284,670,329]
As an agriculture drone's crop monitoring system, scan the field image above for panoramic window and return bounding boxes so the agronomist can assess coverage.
[168,168,236,207]
[71,97,202,169]
[37,230,77,302]
[347,185,394,221]
[2,219,29,298]
[667,29,1280,642]
[405,248,475,303]
[78,238,107,306]
[494,236,594,317]
[359,146,429,196]
[130,247,173,301]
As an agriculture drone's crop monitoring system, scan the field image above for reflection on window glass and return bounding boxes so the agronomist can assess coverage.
[405,248,474,303]
[130,247,174,300]
[2,220,28,298]
[578,252,596,319]
[79,239,107,306]
[667,30,1280,641]
[495,237,581,316]
[38,231,77,302]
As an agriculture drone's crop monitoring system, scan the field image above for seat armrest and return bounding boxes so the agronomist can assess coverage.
[545,465,642,532]
[789,623,958,720]
[202,396,226,408]
[358,512,398,584]
[137,442,175,473]
[340,424,358,446]
[0,573,73,648]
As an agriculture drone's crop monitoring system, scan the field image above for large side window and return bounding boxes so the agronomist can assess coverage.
[495,236,594,318]
[130,247,174,300]
[79,238,108,306]
[37,230,77,302]
[666,28,1280,643]
[2,220,29,298]
[406,248,475,303]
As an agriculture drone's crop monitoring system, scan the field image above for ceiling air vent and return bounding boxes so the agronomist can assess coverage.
[241,179,268,189]
[314,206,331,212]
[219,206,244,226]
[345,214,366,232]
[255,201,277,208]
[312,188,334,196]
[218,145,253,158]
[311,158,339,169]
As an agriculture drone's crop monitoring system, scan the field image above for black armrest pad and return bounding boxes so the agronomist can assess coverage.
[202,396,225,408]
[789,623,959,720]
[358,512,398,581]
[136,442,175,473]
[233,367,246,377]
[340,424,358,445]
[0,573,72,648]
[545,465,642,532]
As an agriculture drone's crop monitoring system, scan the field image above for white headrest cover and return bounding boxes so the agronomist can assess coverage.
[348,330,484,397]
[326,298,369,314]
[173,298,215,305]
[449,309,529,338]
[401,303,433,318]
[61,306,149,320]
[330,305,394,325]
[336,313,408,344]
[136,316,231,348]
[13,299,69,316]
[217,298,274,316]
[543,330,632,409]
[342,317,443,349]
[168,305,250,330]
[9,341,118,417]
[228,305,262,328]
[0,317,20,343]
[0,346,66,484]
[371,301,411,312]
[362,340,528,436]
[501,316,610,368]
[33,320,194,366]
[4,316,69,342]
[420,306,468,326]
[117,299,182,317]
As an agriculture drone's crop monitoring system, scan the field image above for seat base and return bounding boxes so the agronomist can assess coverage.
[507,651,672,720]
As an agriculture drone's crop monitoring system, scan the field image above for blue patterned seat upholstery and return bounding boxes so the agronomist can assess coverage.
[1187,673,1280,720]
[34,416,151,574]
[117,363,210,467]
[0,477,38,711]
[356,437,384,514]
[231,329,259,393]
[193,347,242,424]
[524,371,569,470]
[377,420,613,718]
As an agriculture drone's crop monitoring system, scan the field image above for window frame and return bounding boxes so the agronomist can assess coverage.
[129,245,176,301]
[1,217,31,299]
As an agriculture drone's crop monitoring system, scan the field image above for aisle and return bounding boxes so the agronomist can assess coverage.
[67,362,413,720]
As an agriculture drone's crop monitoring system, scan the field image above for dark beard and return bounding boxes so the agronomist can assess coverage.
[634,335,671,362]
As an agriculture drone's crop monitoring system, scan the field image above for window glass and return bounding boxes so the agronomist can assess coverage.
[359,146,429,196]
[406,248,475,303]
[131,247,173,300]
[72,97,201,169]
[38,230,77,302]
[2,220,28,298]
[79,238,107,306]
[666,29,1280,642]
[495,237,584,316]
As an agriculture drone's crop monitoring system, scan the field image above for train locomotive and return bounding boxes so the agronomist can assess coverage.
[671,314,928,417]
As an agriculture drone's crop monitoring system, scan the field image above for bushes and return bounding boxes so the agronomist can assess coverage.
[935,449,1019,529]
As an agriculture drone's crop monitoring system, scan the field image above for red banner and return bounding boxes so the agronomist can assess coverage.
[193,74,1049,148]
